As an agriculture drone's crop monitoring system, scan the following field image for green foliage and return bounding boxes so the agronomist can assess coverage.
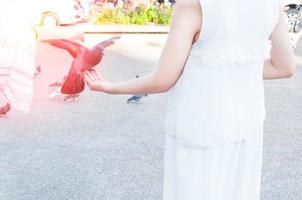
[129,5,149,25]
[91,4,173,25]
[156,5,173,24]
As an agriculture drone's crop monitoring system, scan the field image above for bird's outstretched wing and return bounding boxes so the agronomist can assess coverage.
[94,36,121,49]
[42,39,85,58]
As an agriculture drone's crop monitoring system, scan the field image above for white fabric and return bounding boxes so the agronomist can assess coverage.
[0,1,37,113]
[165,0,281,148]
[163,127,264,200]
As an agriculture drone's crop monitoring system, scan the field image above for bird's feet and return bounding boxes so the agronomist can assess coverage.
[0,91,11,116]
[49,88,80,102]
[63,94,80,101]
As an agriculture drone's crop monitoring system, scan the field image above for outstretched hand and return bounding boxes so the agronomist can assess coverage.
[83,69,112,93]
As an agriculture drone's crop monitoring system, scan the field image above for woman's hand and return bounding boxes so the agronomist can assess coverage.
[83,70,112,93]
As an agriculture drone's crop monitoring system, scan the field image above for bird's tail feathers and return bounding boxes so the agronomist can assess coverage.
[61,72,85,95]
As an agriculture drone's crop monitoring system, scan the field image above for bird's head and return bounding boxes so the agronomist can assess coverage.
[93,45,105,55]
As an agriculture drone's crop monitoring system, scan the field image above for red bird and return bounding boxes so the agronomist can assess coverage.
[43,36,120,96]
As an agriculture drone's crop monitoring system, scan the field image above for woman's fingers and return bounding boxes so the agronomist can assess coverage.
[84,71,95,81]
[83,72,94,85]
[89,69,102,80]
[83,70,104,92]
[90,70,99,81]
[84,74,97,91]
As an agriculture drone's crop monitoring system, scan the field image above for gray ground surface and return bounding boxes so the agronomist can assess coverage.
[0,33,301,200]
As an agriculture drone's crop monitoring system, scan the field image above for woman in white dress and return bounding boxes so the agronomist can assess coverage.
[84,0,295,199]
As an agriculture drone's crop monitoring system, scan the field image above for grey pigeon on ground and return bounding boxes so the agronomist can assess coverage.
[127,94,148,103]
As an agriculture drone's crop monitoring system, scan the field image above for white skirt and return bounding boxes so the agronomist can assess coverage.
[163,129,264,200]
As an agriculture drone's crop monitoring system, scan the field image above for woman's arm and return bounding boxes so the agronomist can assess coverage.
[263,7,296,79]
[84,0,202,95]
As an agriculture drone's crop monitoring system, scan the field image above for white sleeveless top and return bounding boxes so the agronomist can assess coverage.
[165,0,280,148]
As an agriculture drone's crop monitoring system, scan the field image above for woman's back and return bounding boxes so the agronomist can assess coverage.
[195,0,279,52]
[165,0,281,148]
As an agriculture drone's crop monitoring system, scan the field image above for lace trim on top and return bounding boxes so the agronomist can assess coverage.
[189,42,271,66]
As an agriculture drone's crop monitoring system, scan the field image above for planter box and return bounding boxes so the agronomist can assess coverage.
[80,24,170,34]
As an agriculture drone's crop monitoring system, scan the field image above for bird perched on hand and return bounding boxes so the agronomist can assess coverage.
[43,36,120,99]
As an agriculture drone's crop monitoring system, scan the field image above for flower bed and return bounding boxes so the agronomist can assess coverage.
[90,4,173,25]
